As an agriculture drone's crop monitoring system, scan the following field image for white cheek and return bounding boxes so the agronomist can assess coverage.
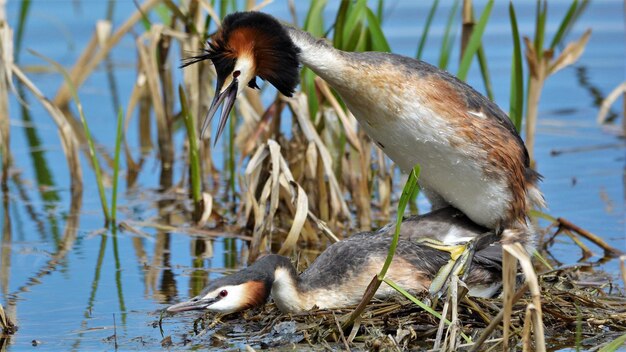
[207,297,241,313]
[206,285,246,314]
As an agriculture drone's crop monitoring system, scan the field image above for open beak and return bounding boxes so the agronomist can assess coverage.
[201,79,239,145]
[166,296,216,313]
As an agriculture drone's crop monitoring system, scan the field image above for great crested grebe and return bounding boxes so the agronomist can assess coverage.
[182,12,544,244]
[167,208,502,314]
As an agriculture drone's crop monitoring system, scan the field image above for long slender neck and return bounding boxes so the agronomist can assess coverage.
[285,26,346,86]
[271,265,308,313]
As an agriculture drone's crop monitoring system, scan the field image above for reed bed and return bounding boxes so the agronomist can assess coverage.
[1,0,624,350]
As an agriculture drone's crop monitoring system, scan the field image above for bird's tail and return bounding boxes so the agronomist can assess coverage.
[524,168,546,210]
[526,183,546,210]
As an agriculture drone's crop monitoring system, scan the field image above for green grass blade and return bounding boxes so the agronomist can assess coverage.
[598,333,626,352]
[457,0,494,81]
[509,1,524,131]
[111,108,123,224]
[376,0,384,22]
[549,0,579,49]
[333,0,350,48]
[14,0,32,62]
[383,277,472,344]
[365,7,390,52]
[438,0,460,70]
[179,86,202,205]
[533,249,553,271]
[416,0,439,60]
[133,0,152,31]
[302,0,328,119]
[534,0,547,56]
[30,50,110,223]
[304,0,328,36]
[341,1,366,50]
[378,165,420,279]
[476,45,494,100]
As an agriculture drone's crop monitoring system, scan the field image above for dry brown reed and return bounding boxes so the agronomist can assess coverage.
[524,29,591,166]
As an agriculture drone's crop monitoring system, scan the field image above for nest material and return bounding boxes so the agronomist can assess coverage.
[168,266,625,351]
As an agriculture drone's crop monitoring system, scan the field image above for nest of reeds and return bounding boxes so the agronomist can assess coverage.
[162,261,625,351]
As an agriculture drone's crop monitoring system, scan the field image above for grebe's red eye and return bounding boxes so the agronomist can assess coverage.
[233,70,240,78]
[219,290,228,298]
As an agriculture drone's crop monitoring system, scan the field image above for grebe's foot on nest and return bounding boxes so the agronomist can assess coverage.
[420,231,499,297]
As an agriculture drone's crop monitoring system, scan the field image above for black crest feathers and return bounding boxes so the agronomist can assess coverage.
[182,12,301,97]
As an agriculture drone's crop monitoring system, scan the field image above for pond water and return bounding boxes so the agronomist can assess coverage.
[2,1,624,350]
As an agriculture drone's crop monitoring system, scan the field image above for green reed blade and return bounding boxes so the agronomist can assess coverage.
[304,0,328,36]
[342,1,366,49]
[509,1,524,131]
[476,45,494,100]
[457,0,494,81]
[30,50,110,223]
[549,0,579,49]
[376,0,384,23]
[365,7,390,52]
[598,333,626,352]
[14,0,31,62]
[333,1,350,49]
[179,86,202,205]
[303,0,328,119]
[378,165,420,279]
[111,108,123,224]
[438,0,460,70]
[416,0,439,60]
[534,0,547,57]
[133,0,152,30]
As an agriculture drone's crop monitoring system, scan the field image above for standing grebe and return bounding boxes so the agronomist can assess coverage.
[182,12,544,245]
[167,208,502,314]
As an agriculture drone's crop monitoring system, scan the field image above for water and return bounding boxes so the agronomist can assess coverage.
[2,1,624,350]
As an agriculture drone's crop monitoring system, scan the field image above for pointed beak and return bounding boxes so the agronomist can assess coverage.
[201,79,239,145]
[166,296,216,313]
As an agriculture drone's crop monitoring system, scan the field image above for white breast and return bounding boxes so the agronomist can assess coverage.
[341,95,511,229]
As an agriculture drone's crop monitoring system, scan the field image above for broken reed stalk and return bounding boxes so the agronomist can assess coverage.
[502,241,546,352]
[460,0,473,60]
[11,64,84,195]
[557,217,624,258]
[524,0,591,165]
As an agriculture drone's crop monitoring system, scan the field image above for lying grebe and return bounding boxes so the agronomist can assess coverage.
[167,207,502,314]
